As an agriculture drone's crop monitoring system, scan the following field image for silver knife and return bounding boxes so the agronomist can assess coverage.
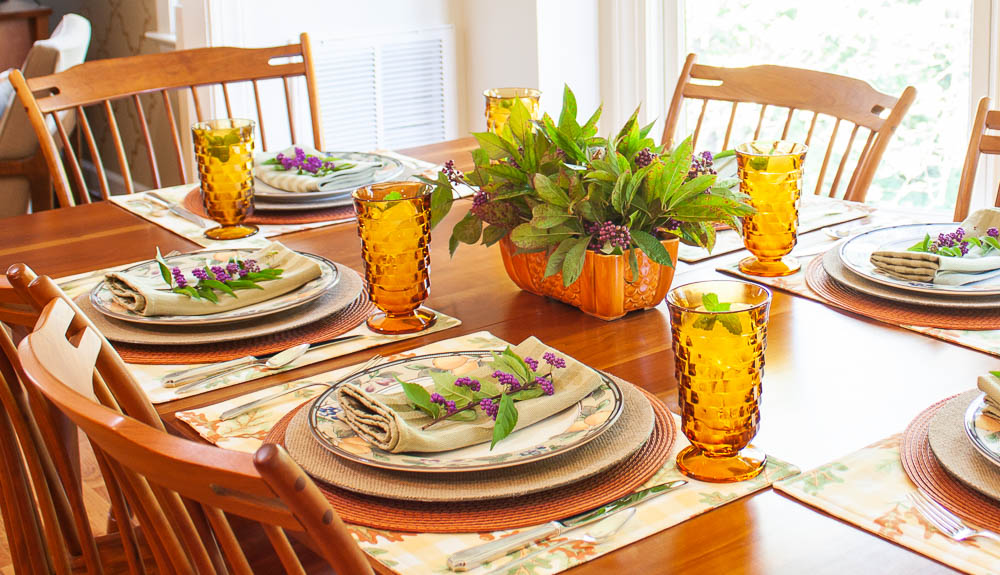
[446,479,687,571]
[146,191,212,228]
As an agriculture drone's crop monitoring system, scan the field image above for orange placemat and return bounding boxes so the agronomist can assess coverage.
[263,386,676,533]
[900,395,1000,532]
[182,188,355,225]
[113,292,374,364]
[804,256,1000,330]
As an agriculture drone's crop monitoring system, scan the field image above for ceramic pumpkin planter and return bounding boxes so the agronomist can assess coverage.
[498,236,679,321]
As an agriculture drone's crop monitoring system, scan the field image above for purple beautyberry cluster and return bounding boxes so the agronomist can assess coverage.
[171,267,187,288]
[429,393,457,414]
[543,352,566,369]
[275,147,339,175]
[210,266,231,282]
[688,150,716,180]
[243,259,260,273]
[479,398,499,420]
[454,377,481,392]
[535,376,555,396]
[443,159,464,185]
[192,268,209,281]
[937,227,966,248]
[586,221,631,250]
[470,193,520,229]
[524,357,539,371]
[226,262,240,277]
[635,147,657,168]
[663,218,681,231]
[492,370,522,392]
[989,227,1000,238]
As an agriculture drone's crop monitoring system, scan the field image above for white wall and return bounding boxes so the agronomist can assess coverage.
[537,0,601,125]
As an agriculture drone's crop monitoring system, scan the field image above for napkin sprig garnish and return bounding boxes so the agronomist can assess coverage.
[397,347,566,449]
[154,248,283,302]
[261,147,355,177]
[908,226,1000,257]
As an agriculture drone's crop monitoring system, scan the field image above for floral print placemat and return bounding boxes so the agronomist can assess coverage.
[775,435,1000,575]
[177,331,799,575]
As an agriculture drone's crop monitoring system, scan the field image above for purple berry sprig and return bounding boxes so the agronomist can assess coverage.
[262,146,355,177]
[154,248,283,303]
[908,225,1000,258]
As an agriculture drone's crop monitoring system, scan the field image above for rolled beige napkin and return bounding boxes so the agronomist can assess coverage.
[869,209,1000,285]
[254,147,381,193]
[978,372,1000,420]
[335,337,606,453]
[105,241,321,316]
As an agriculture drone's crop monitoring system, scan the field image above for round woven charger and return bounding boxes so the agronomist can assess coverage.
[182,188,355,225]
[804,256,1000,330]
[284,377,655,502]
[927,391,1000,502]
[900,394,1000,532]
[74,263,363,346]
[109,291,374,364]
[263,385,675,533]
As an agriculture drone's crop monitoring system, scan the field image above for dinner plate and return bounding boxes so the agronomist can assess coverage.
[839,223,1000,296]
[821,248,1000,309]
[252,194,354,212]
[253,151,404,202]
[964,393,1000,470]
[307,351,624,473]
[89,249,339,326]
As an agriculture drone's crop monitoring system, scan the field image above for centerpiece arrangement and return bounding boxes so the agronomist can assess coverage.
[423,86,754,320]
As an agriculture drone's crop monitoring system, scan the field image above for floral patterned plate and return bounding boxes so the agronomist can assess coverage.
[964,393,1000,469]
[307,351,624,473]
[89,249,340,326]
[840,223,1000,296]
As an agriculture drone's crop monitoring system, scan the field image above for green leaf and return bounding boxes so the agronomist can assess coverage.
[558,84,579,134]
[172,286,200,299]
[453,211,483,245]
[482,224,507,247]
[447,410,477,422]
[984,236,1000,253]
[490,352,528,384]
[243,271,281,282]
[533,173,571,207]
[397,377,440,419]
[510,387,545,401]
[507,98,533,143]
[195,284,218,303]
[544,238,577,278]
[907,233,932,252]
[502,347,533,381]
[202,279,236,297]
[702,293,732,312]
[484,163,528,184]
[991,371,1000,379]
[509,223,575,250]
[155,248,173,287]
[431,371,474,405]
[719,314,743,335]
[614,106,640,145]
[630,230,673,268]
[561,236,591,287]
[581,104,602,137]
[226,279,263,290]
[667,173,717,210]
[473,131,515,160]
[490,393,518,450]
[430,183,454,230]
[383,191,403,200]
[531,204,571,229]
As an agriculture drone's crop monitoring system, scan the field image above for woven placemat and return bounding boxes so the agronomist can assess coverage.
[804,256,1000,329]
[900,394,1000,532]
[283,378,655,502]
[928,390,1000,502]
[182,188,355,225]
[111,291,374,364]
[74,264,363,346]
[264,385,675,533]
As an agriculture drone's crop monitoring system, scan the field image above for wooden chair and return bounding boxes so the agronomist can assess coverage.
[8,33,324,208]
[952,97,1000,221]
[12,284,375,572]
[662,53,916,203]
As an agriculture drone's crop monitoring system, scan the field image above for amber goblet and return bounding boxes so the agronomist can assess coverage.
[353,181,436,334]
[736,141,808,277]
[484,88,541,134]
[191,118,257,240]
[667,280,771,483]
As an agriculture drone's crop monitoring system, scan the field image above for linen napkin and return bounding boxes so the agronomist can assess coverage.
[977,372,1000,419]
[869,208,1000,285]
[335,337,605,453]
[254,146,381,193]
[104,241,321,316]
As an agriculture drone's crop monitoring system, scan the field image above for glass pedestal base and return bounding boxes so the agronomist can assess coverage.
[205,224,259,240]
[366,307,436,335]
[676,444,766,483]
[738,255,800,277]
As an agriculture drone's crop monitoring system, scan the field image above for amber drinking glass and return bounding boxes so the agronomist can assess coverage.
[736,141,808,277]
[192,118,257,240]
[667,280,771,483]
[484,88,541,134]
[353,181,436,334]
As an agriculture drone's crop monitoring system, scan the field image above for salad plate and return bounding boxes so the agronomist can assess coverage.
[253,151,404,203]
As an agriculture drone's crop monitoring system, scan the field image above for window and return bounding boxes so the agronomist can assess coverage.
[682,0,982,214]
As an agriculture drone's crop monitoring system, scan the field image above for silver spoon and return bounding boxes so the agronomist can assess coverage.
[174,343,311,394]
[483,508,636,575]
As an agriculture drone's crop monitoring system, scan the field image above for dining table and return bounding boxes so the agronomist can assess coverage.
[0,136,990,574]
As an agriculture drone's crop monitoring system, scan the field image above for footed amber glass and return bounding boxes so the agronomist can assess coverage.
[667,280,771,483]
[353,182,436,334]
[192,118,257,240]
[484,88,541,134]
[736,141,808,277]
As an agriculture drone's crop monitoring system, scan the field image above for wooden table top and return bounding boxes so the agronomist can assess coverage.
[0,137,978,574]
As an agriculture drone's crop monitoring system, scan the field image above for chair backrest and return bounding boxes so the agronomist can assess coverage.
[9,32,323,208]
[17,298,374,574]
[662,53,916,203]
[953,97,1000,221]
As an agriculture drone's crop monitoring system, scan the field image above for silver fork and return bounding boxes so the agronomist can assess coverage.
[218,353,384,420]
[907,491,1000,544]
